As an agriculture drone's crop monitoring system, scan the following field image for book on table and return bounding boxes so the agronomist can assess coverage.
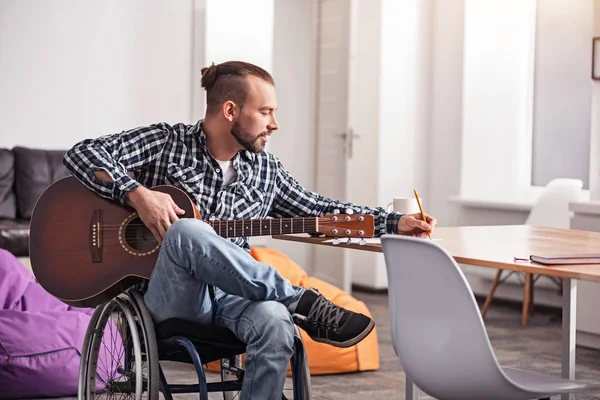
[530,254,600,265]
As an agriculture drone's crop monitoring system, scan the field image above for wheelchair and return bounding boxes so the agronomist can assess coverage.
[77,283,312,399]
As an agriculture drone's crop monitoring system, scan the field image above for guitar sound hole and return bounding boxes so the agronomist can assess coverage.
[124,217,157,252]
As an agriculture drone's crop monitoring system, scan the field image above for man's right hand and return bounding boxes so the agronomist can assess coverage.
[126,187,186,244]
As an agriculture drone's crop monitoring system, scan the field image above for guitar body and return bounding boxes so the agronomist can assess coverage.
[30,177,375,308]
[30,177,199,308]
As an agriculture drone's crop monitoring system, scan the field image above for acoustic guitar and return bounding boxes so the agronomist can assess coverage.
[29,177,375,308]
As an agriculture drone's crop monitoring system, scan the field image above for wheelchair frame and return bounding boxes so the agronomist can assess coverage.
[78,285,312,399]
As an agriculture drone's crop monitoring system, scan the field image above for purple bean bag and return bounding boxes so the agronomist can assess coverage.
[0,249,121,399]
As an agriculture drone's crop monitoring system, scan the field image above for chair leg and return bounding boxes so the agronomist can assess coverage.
[528,275,535,316]
[481,269,503,318]
[559,277,563,295]
[522,273,533,326]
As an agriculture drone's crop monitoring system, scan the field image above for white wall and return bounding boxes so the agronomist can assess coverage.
[378,0,431,206]
[430,0,531,227]
[192,0,207,122]
[460,0,537,201]
[204,0,274,72]
[428,0,466,228]
[531,0,594,189]
[0,0,194,149]
[262,0,317,270]
[590,0,600,201]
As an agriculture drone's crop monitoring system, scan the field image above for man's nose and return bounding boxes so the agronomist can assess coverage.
[268,115,279,131]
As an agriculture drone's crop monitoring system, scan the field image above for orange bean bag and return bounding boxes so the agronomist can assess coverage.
[206,247,379,375]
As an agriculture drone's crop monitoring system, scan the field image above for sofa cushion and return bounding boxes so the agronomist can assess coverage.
[0,149,16,220]
[0,219,29,257]
[13,147,70,219]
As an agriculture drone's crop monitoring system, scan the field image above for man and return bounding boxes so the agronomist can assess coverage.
[63,61,437,399]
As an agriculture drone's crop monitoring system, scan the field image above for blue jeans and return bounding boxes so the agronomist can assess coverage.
[143,218,304,399]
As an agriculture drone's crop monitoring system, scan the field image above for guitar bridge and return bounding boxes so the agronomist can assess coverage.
[90,210,103,263]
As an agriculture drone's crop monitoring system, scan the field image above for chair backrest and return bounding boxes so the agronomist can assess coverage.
[525,178,584,228]
[380,235,531,399]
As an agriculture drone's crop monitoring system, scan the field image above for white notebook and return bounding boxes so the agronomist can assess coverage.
[530,254,600,265]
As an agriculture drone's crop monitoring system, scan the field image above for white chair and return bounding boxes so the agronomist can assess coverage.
[481,178,585,325]
[380,234,600,400]
[525,178,584,228]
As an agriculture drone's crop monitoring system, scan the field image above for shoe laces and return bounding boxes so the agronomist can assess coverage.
[306,296,346,330]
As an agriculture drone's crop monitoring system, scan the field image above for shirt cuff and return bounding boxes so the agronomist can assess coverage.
[385,212,404,234]
[113,175,142,206]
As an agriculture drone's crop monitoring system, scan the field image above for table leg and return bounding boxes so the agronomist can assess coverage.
[561,278,577,400]
[405,375,419,400]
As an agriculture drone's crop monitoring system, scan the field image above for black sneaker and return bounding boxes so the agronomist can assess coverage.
[288,288,375,348]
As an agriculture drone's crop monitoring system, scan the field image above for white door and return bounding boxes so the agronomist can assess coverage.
[313,0,384,292]
[344,0,384,289]
[312,0,353,292]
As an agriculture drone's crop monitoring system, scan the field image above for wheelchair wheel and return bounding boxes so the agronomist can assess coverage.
[79,293,159,399]
[124,289,160,399]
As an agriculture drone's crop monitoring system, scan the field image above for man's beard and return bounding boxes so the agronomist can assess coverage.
[230,119,267,153]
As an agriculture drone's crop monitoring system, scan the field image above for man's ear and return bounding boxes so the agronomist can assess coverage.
[222,101,237,122]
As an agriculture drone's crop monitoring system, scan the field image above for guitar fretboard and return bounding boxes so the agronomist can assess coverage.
[207,217,317,238]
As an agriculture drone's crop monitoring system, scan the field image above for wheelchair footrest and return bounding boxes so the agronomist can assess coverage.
[221,360,245,380]
[166,381,243,394]
[206,380,244,393]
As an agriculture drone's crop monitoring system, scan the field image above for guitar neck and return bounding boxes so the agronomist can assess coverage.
[206,217,318,238]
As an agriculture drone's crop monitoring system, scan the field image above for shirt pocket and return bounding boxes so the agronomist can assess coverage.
[233,183,264,220]
[166,163,205,195]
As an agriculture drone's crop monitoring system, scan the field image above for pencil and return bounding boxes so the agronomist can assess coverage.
[413,189,431,239]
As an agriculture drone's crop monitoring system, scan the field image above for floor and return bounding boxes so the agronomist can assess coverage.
[32,291,600,399]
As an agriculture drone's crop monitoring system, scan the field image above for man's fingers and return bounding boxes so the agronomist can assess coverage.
[149,226,162,244]
[409,217,431,231]
[426,215,438,228]
[171,198,186,215]
[168,209,179,223]
[162,218,174,232]
[157,224,167,242]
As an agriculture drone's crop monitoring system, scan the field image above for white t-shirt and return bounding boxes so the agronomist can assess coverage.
[216,159,237,186]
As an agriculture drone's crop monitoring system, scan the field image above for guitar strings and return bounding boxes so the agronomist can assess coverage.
[94,228,368,246]
[93,216,341,229]
[96,223,320,229]
[85,216,368,246]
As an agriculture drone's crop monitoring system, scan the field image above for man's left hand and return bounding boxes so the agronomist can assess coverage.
[397,213,437,238]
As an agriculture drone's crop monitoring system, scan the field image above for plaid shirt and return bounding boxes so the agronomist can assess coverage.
[63,120,402,251]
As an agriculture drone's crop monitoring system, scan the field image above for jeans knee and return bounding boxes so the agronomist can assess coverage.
[251,302,295,352]
[164,218,214,243]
